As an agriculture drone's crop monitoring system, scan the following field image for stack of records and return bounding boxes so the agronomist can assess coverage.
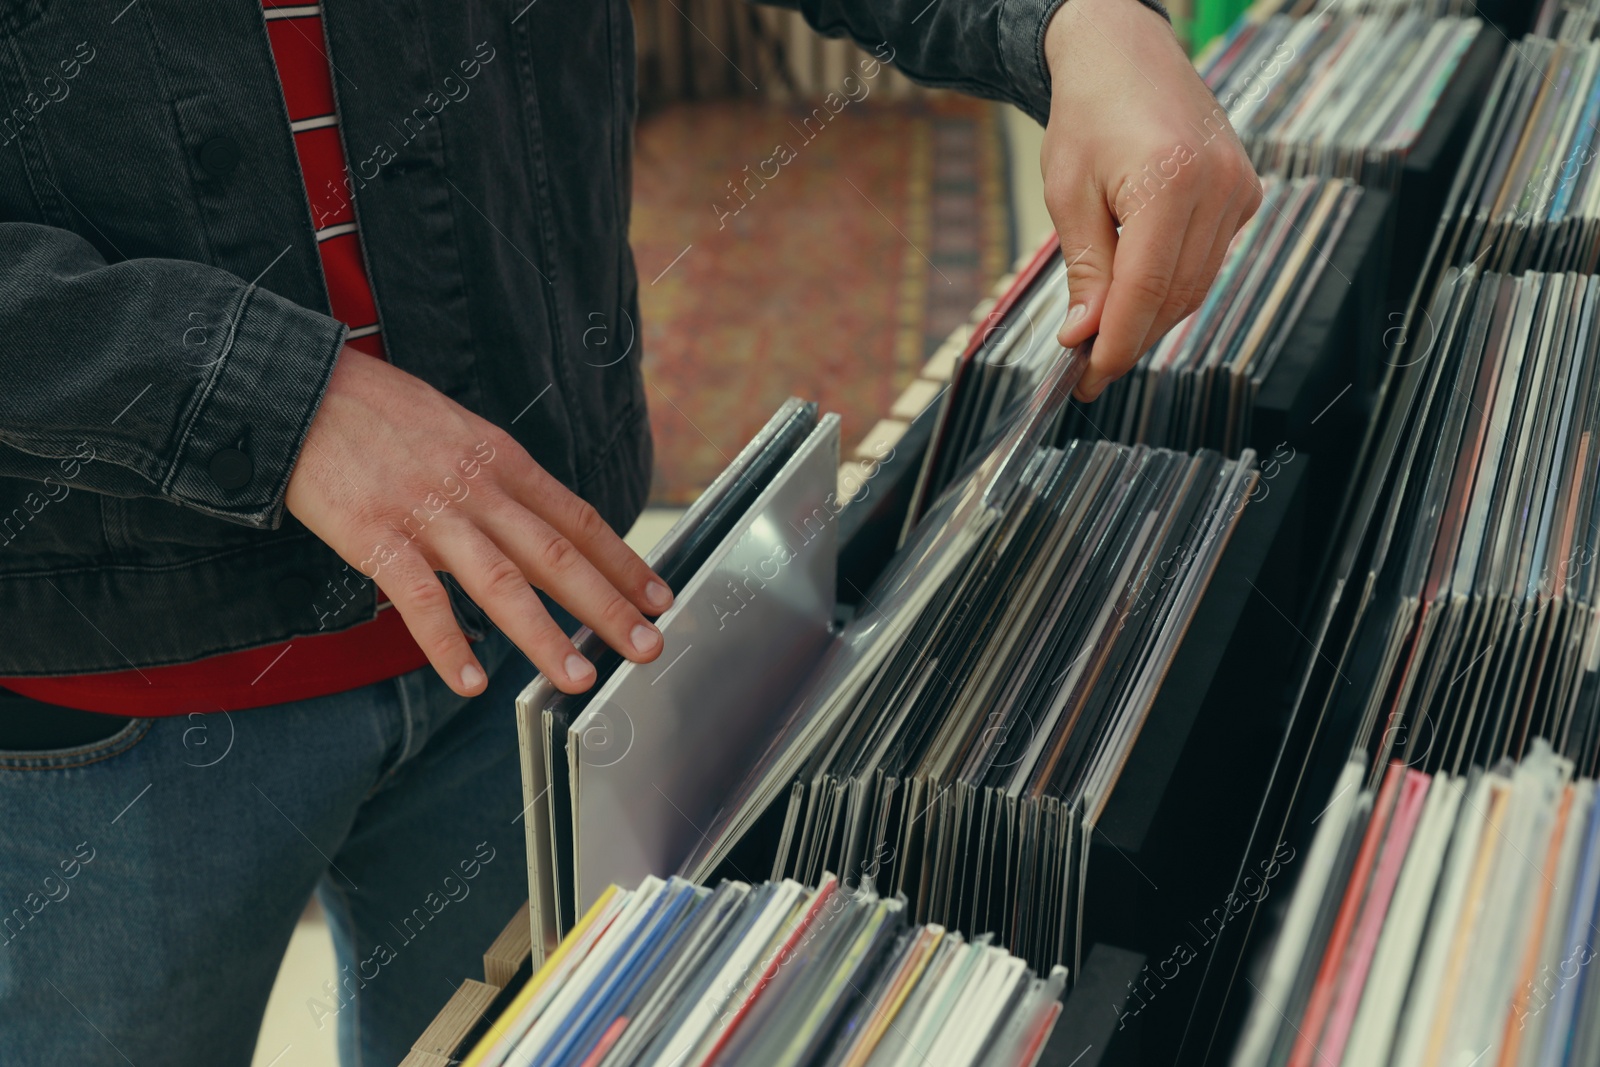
[518,348,1263,1000]
[774,440,1257,971]
[1536,0,1600,38]
[518,399,843,951]
[460,873,1066,1067]
[911,175,1358,523]
[544,398,823,702]
[1334,268,1600,778]
[1058,176,1363,455]
[907,241,1073,525]
[686,350,1263,972]
[1234,741,1600,1067]
[1228,266,1600,1064]
[1231,0,1477,15]
[1425,35,1600,280]
[1199,10,1481,190]
[1307,33,1600,820]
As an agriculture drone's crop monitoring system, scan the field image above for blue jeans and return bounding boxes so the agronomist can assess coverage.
[0,624,535,1066]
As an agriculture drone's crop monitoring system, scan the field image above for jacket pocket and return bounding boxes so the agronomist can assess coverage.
[118,495,273,555]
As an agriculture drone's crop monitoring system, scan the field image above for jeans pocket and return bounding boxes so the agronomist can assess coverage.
[0,716,153,771]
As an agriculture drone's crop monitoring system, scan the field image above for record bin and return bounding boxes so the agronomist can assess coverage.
[833,430,1311,1066]
[1037,943,1147,1067]
[1385,29,1504,309]
[420,406,1310,1065]
[918,456,1307,1067]
[1250,187,1387,605]
[885,190,1389,623]
[835,400,937,607]
[1068,452,1308,1066]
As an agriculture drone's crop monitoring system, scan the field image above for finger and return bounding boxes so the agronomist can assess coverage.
[1133,158,1261,358]
[1237,170,1264,229]
[497,445,673,617]
[378,547,489,697]
[435,524,604,694]
[1169,197,1245,357]
[1047,166,1120,353]
[1131,177,1238,359]
[476,499,664,665]
[1080,190,1194,402]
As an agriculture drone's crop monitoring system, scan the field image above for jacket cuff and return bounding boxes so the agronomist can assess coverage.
[160,283,347,529]
[1002,0,1172,125]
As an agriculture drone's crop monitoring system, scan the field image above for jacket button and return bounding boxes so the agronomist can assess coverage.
[198,135,240,177]
[208,447,253,491]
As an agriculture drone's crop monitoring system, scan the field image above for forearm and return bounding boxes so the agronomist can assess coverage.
[0,223,344,529]
[758,0,1172,125]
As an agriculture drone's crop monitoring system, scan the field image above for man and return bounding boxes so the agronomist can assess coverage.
[0,0,1256,1061]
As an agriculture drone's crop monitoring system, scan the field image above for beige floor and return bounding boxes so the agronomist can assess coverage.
[253,909,339,1067]
[252,104,1048,1067]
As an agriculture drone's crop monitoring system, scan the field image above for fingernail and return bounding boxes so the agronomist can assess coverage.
[1077,372,1106,402]
[631,623,660,655]
[645,580,672,611]
[565,653,593,682]
[460,663,486,691]
[1059,304,1087,346]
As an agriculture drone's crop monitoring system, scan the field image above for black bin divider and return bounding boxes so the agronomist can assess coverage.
[1038,943,1148,1067]
[1080,458,1307,1065]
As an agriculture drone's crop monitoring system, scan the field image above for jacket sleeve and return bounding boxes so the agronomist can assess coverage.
[758,0,1171,126]
[0,222,346,530]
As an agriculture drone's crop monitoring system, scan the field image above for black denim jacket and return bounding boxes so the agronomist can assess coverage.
[0,0,1159,675]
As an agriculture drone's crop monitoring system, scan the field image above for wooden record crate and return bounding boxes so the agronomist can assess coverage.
[401,904,534,1065]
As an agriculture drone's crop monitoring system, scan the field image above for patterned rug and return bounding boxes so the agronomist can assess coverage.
[632,95,1014,505]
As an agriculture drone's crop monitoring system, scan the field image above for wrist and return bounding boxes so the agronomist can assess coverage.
[1044,0,1172,83]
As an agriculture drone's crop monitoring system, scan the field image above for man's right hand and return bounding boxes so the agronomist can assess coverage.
[286,347,673,697]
